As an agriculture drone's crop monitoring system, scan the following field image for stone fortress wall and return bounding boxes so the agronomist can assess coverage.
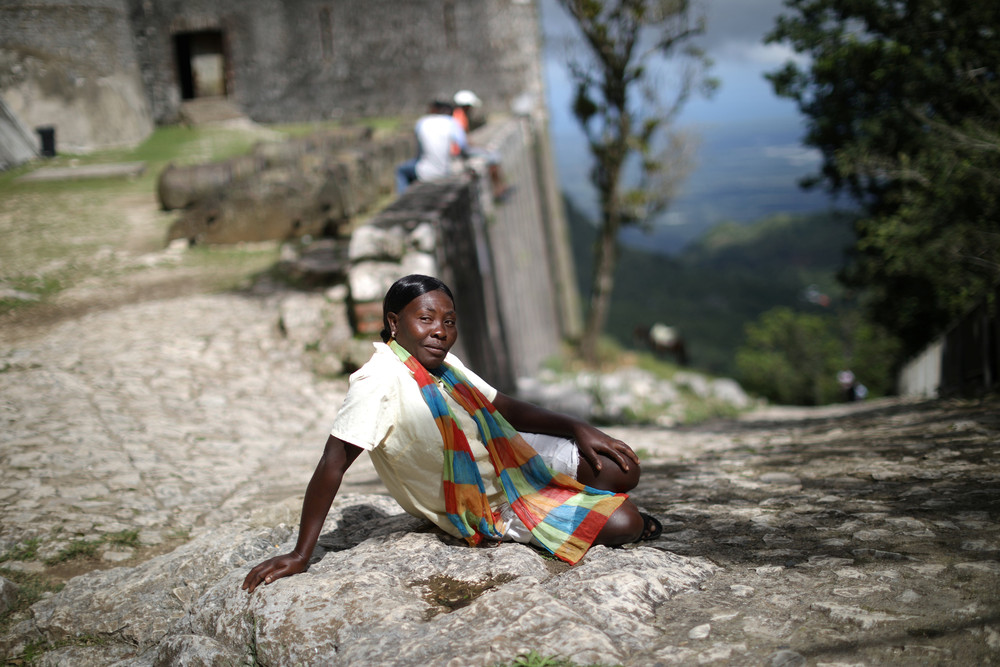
[0,0,545,151]
[155,113,576,389]
[0,0,153,153]
[129,0,545,124]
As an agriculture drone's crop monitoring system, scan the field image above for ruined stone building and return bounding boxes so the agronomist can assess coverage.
[0,0,545,156]
[1,0,579,384]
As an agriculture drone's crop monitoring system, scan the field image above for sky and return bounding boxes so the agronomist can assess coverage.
[538,0,836,254]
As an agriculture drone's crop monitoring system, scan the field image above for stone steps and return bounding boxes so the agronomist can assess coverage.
[179,97,248,125]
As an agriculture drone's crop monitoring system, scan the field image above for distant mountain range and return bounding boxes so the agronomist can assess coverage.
[567,199,858,376]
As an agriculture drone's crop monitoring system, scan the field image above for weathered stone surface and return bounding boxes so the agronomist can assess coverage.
[12,494,714,666]
[348,260,407,302]
[162,131,412,246]
[0,577,17,614]
[157,155,265,211]
[347,223,406,262]
[517,365,754,426]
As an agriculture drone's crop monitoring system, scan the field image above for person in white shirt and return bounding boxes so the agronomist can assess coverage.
[395,101,468,193]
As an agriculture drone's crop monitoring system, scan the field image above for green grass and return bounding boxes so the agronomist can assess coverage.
[0,538,41,562]
[41,529,143,565]
[0,122,322,318]
[0,568,65,636]
[43,540,100,565]
[494,652,621,667]
[105,529,141,549]
[6,633,113,664]
[0,530,145,569]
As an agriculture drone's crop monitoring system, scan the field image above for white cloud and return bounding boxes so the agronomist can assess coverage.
[744,41,811,67]
[711,40,809,68]
[763,144,821,167]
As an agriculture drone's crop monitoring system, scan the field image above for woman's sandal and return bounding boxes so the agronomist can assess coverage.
[637,512,663,542]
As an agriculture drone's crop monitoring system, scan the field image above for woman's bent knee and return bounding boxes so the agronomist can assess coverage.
[577,455,640,493]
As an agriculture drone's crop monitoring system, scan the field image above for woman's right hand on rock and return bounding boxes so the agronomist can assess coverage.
[242,551,309,593]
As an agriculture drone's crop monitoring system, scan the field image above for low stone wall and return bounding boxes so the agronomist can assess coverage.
[345,176,517,391]
[161,128,413,245]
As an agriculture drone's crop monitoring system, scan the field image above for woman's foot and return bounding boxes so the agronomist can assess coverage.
[636,513,662,542]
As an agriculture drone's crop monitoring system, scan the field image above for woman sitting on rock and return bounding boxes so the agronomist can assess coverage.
[243,274,661,592]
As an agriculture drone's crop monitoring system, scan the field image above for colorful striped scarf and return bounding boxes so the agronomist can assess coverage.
[389,340,627,565]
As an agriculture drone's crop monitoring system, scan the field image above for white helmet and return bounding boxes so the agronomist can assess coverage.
[453,90,482,107]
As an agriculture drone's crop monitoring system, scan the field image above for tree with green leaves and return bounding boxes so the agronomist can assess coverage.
[736,306,899,405]
[555,0,715,363]
[765,1,1000,356]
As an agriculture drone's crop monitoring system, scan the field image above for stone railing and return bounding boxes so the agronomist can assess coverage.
[344,176,516,391]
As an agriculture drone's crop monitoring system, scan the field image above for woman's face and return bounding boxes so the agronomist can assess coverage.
[387,290,458,369]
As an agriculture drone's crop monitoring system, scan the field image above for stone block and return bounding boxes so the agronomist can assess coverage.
[0,576,18,613]
[400,251,437,277]
[348,225,405,262]
[348,261,405,302]
[408,222,437,253]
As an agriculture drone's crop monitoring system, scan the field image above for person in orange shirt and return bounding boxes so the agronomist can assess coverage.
[453,90,510,201]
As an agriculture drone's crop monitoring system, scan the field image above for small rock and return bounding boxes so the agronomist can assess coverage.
[688,623,711,639]
[0,576,19,613]
[730,584,754,597]
[1,561,45,574]
[759,472,800,486]
[768,649,806,666]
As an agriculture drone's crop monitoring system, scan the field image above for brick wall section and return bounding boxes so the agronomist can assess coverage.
[472,116,565,380]
[898,284,1000,398]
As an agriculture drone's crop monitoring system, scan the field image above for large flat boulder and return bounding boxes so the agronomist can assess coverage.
[4,494,715,666]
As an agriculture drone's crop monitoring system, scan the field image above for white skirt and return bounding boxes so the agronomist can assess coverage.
[497,432,580,545]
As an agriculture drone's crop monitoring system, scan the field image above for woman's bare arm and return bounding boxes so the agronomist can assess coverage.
[242,435,363,592]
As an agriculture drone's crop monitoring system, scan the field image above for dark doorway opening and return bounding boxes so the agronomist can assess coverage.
[174,30,227,100]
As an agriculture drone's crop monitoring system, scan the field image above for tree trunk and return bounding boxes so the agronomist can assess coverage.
[580,189,622,364]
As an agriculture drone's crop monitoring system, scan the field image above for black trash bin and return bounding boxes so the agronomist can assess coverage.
[36,126,56,157]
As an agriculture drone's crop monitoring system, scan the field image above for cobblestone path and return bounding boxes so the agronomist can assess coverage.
[0,293,373,569]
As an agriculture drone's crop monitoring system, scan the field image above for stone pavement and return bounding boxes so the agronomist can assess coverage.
[621,398,1000,664]
[2,291,999,664]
